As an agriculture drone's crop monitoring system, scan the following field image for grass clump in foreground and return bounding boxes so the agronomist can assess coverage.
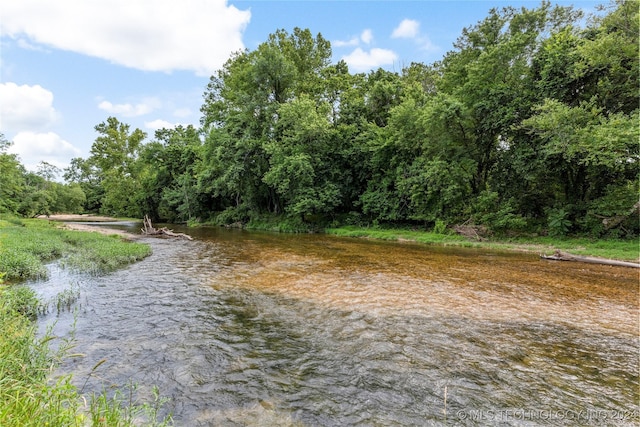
[0,285,172,426]
[0,216,170,426]
[0,217,151,282]
[325,225,640,262]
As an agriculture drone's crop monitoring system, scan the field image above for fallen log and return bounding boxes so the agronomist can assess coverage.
[141,215,193,240]
[541,250,639,268]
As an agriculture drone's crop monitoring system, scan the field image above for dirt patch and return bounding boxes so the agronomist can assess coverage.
[60,222,139,239]
[39,214,122,222]
[39,214,139,239]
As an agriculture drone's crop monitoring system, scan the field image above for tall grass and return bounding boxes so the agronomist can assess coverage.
[0,279,172,426]
[0,218,151,282]
[246,214,316,233]
[326,225,640,261]
[0,285,80,426]
[0,217,170,425]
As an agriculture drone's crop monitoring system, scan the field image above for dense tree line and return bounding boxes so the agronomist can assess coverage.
[2,1,638,237]
[0,134,85,217]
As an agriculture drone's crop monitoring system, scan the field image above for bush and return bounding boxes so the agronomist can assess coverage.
[213,205,251,226]
[433,219,448,235]
[472,191,527,233]
[547,208,572,237]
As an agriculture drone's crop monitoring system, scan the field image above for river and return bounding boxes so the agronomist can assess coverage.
[32,224,639,426]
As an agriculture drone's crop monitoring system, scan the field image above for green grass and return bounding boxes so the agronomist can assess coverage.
[0,286,172,426]
[488,235,640,262]
[326,225,469,244]
[0,216,171,424]
[0,284,82,426]
[326,225,640,262]
[245,214,316,233]
[0,217,151,283]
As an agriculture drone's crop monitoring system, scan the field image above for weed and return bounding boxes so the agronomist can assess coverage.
[433,220,448,235]
[0,286,172,426]
[53,283,81,314]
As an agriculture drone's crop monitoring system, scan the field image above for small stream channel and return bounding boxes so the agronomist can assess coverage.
[30,223,639,426]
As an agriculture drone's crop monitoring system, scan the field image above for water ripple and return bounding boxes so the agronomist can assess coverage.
[31,230,639,426]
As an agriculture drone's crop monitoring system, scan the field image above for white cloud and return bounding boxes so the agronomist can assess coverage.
[360,29,373,44]
[98,98,161,117]
[390,18,439,55]
[342,48,398,72]
[0,82,59,132]
[9,131,81,171]
[334,29,374,48]
[17,38,47,51]
[333,36,360,48]
[419,36,438,52]
[1,0,251,76]
[392,19,420,39]
[144,119,178,131]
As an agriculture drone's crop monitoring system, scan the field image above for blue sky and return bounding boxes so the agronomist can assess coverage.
[0,0,600,175]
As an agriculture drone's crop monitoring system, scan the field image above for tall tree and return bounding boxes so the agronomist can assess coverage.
[0,134,26,214]
[137,125,203,222]
[199,28,335,222]
[438,2,581,194]
[65,117,147,217]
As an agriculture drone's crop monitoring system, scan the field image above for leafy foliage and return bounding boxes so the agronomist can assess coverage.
[4,2,636,238]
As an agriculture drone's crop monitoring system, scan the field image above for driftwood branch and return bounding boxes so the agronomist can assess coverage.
[594,201,640,230]
[141,215,193,240]
[541,250,639,268]
[453,219,488,241]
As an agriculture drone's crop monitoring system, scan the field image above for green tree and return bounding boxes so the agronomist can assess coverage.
[510,0,639,234]
[438,2,581,194]
[54,4,637,237]
[0,134,26,214]
[138,125,203,222]
[199,28,335,223]
[522,99,639,234]
[263,96,341,219]
[63,157,103,213]
[51,183,86,214]
[576,0,639,114]
[64,117,147,217]
[17,173,52,217]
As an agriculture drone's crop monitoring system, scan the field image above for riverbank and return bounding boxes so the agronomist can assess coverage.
[192,213,640,263]
[38,214,139,239]
[37,214,125,222]
[0,217,171,426]
[325,226,640,263]
[39,214,639,264]
[0,216,150,283]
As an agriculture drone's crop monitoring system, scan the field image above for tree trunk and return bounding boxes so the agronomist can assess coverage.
[541,250,639,268]
[141,215,193,240]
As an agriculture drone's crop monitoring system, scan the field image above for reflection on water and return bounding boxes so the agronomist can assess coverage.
[32,226,639,426]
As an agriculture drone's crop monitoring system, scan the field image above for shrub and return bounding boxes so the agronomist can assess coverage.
[547,208,572,237]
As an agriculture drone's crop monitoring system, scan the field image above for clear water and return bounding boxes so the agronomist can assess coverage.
[32,225,639,426]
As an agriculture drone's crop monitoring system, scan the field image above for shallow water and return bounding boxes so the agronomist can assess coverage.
[32,225,639,426]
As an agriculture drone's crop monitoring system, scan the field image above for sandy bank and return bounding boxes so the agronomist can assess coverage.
[39,214,122,222]
[40,214,139,239]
